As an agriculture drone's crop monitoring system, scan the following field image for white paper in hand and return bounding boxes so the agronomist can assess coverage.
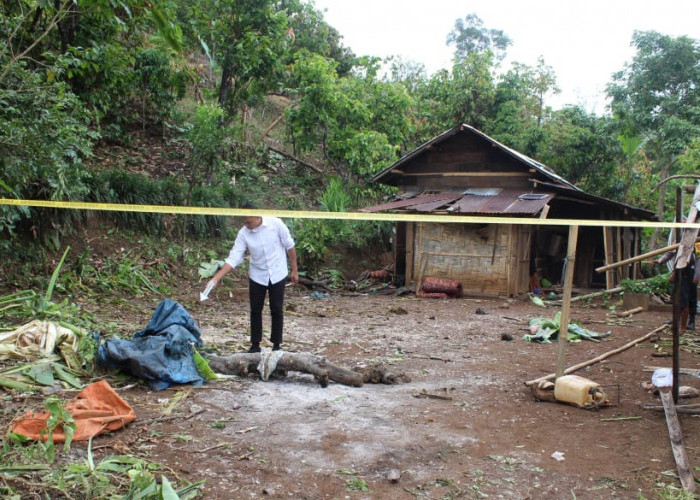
[200,281,215,302]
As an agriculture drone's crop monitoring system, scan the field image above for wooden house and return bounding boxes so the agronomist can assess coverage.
[361,124,656,297]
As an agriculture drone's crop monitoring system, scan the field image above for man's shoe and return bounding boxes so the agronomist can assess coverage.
[247,345,261,353]
[688,321,695,331]
[272,344,281,351]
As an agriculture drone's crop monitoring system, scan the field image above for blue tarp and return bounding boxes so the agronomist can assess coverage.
[97,299,205,390]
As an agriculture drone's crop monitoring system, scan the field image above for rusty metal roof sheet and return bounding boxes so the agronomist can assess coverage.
[359,192,461,213]
[362,189,554,215]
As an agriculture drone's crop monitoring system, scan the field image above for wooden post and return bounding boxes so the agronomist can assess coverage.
[405,222,415,285]
[673,187,682,404]
[415,224,427,295]
[659,388,697,493]
[603,227,615,288]
[556,225,579,379]
[616,227,623,285]
[633,229,642,279]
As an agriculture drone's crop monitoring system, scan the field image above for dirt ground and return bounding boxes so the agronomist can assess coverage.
[6,285,700,499]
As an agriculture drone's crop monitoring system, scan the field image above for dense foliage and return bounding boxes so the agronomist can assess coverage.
[2,2,700,262]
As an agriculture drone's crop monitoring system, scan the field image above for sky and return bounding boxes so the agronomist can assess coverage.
[311,0,700,115]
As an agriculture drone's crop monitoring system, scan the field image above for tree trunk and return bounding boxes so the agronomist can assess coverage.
[218,63,233,110]
[652,161,673,246]
[206,352,364,387]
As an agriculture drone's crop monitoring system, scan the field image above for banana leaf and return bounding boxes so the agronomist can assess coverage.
[193,349,217,381]
[524,312,610,343]
[0,376,39,391]
[52,362,83,388]
[24,363,55,386]
[529,294,546,308]
[198,260,224,280]
[567,323,611,342]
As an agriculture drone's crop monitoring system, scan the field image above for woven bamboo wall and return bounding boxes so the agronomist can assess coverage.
[414,222,522,297]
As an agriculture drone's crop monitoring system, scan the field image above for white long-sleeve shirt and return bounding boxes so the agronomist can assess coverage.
[224,217,295,286]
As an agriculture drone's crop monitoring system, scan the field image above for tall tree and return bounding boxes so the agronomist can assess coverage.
[608,30,700,227]
[537,107,619,197]
[278,0,355,76]
[285,51,409,185]
[415,52,496,133]
[197,0,291,123]
[488,57,559,153]
[446,13,511,62]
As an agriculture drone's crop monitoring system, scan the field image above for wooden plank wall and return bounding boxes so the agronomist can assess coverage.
[512,224,532,295]
[414,222,520,297]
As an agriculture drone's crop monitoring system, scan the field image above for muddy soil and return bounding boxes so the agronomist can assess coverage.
[6,285,700,499]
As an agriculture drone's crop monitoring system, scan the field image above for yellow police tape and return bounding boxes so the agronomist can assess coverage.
[1,198,699,229]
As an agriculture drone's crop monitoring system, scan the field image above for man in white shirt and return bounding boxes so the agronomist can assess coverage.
[206,208,299,352]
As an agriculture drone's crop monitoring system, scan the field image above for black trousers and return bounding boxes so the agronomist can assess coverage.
[249,277,286,345]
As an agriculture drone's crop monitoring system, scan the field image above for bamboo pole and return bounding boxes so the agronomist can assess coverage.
[544,286,623,305]
[556,225,578,378]
[595,241,690,273]
[673,187,682,404]
[525,324,667,387]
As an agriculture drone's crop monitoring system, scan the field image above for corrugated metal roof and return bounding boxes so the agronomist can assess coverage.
[364,123,657,221]
[362,189,553,216]
[359,192,460,213]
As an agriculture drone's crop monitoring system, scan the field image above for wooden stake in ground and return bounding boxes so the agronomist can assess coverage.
[659,386,696,493]
[525,325,667,387]
[617,306,644,318]
[556,225,578,378]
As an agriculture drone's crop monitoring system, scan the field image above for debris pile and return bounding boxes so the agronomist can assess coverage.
[524,312,611,343]
[0,320,92,392]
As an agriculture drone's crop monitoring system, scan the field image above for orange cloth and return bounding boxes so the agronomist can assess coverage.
[11,380,136,442]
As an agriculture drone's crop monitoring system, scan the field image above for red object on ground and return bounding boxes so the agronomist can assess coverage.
[11,380,136,442]
[369,269,390,280]
[416,291,450,299]
[420,277,463,297]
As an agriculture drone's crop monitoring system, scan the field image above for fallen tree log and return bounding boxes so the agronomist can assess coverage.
[206,352,364,387]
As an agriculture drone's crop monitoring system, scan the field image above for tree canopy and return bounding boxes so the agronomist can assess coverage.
[2,1,700,248]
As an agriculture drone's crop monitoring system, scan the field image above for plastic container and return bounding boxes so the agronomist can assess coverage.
[554,375,609,408]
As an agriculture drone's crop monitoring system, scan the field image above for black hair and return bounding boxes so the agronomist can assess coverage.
[242,201,258,210]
